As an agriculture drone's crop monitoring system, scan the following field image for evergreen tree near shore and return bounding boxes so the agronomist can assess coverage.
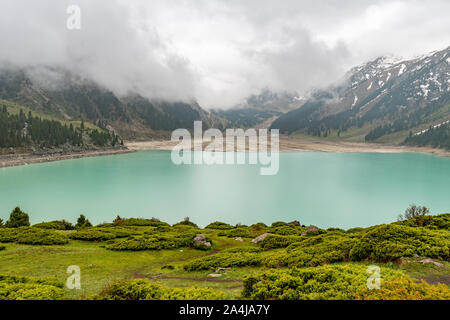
[0,106,118,149]
[5,207,30,228]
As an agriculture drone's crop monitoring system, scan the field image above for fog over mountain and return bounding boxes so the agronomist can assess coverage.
[1,0,450,109]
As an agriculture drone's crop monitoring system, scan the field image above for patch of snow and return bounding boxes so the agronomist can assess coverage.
[420,84,430,97]
[367,81,373,90]
[415,120,450,136]
[352,95,358,107]
[398,64,406,75]
[378,81,384,87]
[386,72,391,82]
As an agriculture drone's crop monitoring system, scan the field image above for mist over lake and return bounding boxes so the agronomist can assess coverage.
[1,150,449,229]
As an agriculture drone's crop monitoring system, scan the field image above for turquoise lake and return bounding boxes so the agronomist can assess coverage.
[0,150,449,229]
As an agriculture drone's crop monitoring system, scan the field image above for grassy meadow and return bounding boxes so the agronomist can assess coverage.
[0,212,449,300]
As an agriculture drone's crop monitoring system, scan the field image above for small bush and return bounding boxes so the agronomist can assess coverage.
[271,221,287,227]
[395,213,450,230]
[0,227,68,245]
[205,221,235,230]
[218,227,263,239]
[263,233,358,267]
[98,279,225,300]
[113,217,170,227]
[69,227,138,241]
[173,217,198,228]
[33,220,74,230]
[356,278,450,300]
[106,231,197,251]
[258,234,304,250]
[75,214,92,228]
[398,204,430,221]
[242,264,407,300]
[349,224,450,262]
[0,275,64,300]
[184,251,262,271]
[266,225,307,236]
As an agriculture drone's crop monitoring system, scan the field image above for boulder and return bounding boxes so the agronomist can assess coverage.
[397,257,410,266]
[287,220,301,226]
[419,258,444,267]
[301,225,319,236]
[207,273,222,278]
[193,234,211,249]
[251,233,271,244]
[234,237,244,242]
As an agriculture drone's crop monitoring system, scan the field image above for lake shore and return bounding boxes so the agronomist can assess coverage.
[1,136,448,169]
[0,148,134,168]
[125,136,450,157]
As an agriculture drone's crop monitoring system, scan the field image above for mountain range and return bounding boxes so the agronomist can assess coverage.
[0,67,223,140]
[271,46,450,144]
[0,46,449,147]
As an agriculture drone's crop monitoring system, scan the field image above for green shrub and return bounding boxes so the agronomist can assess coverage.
[69,227,140,241]
[266,225,307,236]
[0,246,5,251]
[98,279,225,300]
[346,227,366,234]
[0,227,68,245]
[250,222,268,232]
[395,213,450,230]
[0,275,64,300]
[173,217,198,228]
[106,231,197,251]
[184,251,262,271]
[5,207,30,228]
[222,247,262,253]
[271,221,287,227]
[258,234,304,250]
[263,233,358,267]
[355,277,450,300]
[205,221,235,230]
[113,217,170,227]
[217,227,262,238]
[242,264,407,300]
[33,220,74,230]
[349,224,450,262]
[75,214,92,228]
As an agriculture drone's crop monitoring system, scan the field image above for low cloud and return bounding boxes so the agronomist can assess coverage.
[0,0,449,109]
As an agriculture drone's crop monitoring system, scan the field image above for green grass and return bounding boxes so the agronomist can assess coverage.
[0,231,259,299]
[0,217,448,300]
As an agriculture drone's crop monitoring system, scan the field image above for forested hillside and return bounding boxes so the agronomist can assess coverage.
[404,122,450,150]
[0,105,119,149]
[0,67,221,139]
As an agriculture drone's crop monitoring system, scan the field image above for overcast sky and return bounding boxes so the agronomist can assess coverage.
[1,0,449,108]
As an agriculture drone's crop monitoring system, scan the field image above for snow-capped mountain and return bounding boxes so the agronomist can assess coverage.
[271,46,450,143]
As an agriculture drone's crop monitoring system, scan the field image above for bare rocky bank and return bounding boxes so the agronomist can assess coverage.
[0,148,134,168]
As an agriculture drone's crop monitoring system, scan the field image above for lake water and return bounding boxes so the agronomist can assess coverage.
[0,150,449,229]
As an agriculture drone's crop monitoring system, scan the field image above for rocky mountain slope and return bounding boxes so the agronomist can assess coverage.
[0,67,222,139]
[212,89,301,128]
[271,46,450,144]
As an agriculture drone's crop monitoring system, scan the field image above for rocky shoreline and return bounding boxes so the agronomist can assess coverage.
[0,148,135,168]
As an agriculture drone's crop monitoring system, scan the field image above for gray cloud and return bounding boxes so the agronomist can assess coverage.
[0,0,449,108]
